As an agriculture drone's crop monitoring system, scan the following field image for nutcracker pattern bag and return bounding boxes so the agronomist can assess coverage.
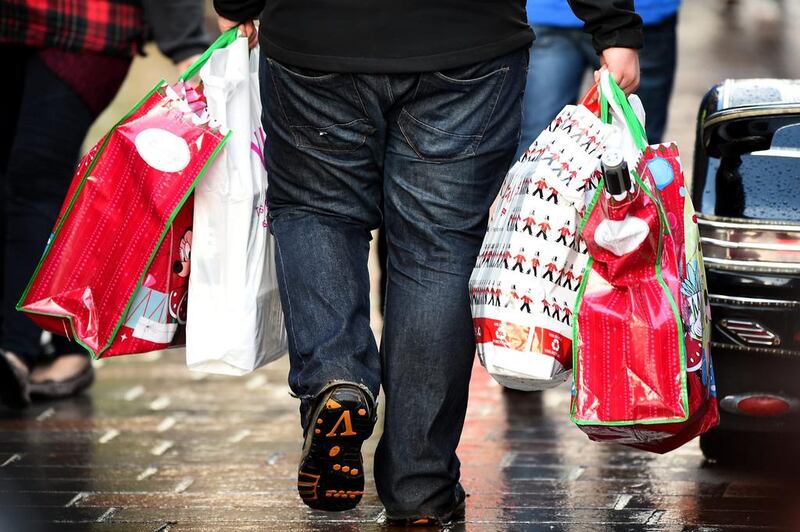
[470,94,616,391]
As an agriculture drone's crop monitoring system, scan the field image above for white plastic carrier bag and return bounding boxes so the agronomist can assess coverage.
[186,35,287,375]
[469,96,616,391]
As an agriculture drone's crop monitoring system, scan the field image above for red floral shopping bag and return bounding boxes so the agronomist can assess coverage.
[570,73,718,453]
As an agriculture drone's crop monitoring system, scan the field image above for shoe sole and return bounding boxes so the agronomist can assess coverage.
[297,386,373,511]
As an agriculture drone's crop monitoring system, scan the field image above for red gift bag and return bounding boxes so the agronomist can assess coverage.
[17,47,232,357]
[570,73,718,453]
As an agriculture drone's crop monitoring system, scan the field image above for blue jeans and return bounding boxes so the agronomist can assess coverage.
[516,15,678,159]
[260,47,528,516]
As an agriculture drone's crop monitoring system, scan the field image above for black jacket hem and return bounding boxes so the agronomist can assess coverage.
[259,29,535,73]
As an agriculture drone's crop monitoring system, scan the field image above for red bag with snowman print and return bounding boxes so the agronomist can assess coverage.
[16,38,233,357]
[570,73,718,453]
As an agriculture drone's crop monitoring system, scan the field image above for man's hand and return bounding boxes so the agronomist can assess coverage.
[595,47,640,95]
[218,16,258,49]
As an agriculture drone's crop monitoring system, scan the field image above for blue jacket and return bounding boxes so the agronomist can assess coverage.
[529,0,679,27]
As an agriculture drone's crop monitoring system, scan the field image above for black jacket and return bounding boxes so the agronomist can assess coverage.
[213,0,642,73]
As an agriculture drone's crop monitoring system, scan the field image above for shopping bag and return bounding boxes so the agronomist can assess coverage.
[16,31,238,358]
[186,35,287,375]
[469,88,617,391]
[571,72,719,453]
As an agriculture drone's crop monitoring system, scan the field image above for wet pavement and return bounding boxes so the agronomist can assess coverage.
[1,354,797,531]
[4,0,800,530]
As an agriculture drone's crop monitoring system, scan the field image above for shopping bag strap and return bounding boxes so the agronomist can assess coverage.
[579,81,611,125]
[579,82,600,115]
[178,27,241,82]
[598,70,648,151]
[598,71,672,232]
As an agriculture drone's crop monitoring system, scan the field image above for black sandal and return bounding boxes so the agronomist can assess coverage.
[0,351,31,409]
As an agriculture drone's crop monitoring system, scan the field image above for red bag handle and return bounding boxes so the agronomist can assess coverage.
[579,82,600,115]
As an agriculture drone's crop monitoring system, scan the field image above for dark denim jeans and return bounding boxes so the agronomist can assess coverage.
[260,47,528,517]
[516,15,678,159]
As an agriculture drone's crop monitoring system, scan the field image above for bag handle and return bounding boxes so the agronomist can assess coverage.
[178,27,241,82]
[599,71,673,231]
[581,80,612,128]
[579,82,600,115]
[598,70,648,151]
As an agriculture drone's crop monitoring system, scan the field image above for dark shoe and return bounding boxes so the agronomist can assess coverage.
[297,384,376,511]
[29,354,94,400]
[0,351,31,408]
[383,487,467,527]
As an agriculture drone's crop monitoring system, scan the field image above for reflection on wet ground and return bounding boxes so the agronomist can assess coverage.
[0,354,797,530]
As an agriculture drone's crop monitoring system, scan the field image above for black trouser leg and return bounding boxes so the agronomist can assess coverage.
[1,52,95,365]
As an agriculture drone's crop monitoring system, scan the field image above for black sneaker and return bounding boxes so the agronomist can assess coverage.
[297,384,376,511]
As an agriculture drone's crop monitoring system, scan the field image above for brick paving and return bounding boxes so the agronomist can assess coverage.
[4,0,800,530]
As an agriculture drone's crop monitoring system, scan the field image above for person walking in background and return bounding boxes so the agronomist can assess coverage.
[516,0,680,159]
[215,0,641,525]
[0,0,210,409]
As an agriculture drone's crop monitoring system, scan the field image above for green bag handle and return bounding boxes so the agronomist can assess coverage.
[178,27,241,82]
[600,89,610,125]
[597,71,648,151]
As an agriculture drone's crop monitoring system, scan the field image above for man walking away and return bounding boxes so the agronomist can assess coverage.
[214,0,642,525]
